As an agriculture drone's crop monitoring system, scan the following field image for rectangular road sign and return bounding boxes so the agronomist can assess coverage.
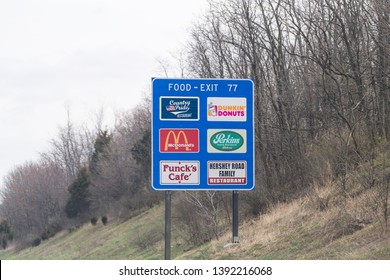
[152,78,254,190]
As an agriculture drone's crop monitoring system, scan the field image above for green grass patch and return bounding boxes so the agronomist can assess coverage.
[1,183,390,260]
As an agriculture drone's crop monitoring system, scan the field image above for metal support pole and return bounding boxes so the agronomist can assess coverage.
[232,190,239,243]
[165,191,171,260]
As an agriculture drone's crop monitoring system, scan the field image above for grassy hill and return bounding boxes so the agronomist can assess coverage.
[0,205,166,260]
[1,177,390,260]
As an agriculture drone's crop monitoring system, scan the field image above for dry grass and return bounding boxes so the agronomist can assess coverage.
[178,177,390,260]
[2,168,389,260]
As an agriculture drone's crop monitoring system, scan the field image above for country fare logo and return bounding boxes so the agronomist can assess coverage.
[160,161,200,185]
[159,129,199,153]
[160,96,199,120]
[207,129,247,153]
[207,97,247,122]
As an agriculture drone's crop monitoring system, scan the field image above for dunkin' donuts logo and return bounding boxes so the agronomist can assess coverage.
[160,129,199,153]
[207,97,247,122]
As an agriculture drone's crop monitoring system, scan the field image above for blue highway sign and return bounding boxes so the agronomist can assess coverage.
[151,78,254,190]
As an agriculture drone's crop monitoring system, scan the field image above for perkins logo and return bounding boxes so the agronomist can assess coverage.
[159,129,199,153]
[207,97,246,122]
[207,129,247,153]
[210,131,243,151]
[160,97,199,120]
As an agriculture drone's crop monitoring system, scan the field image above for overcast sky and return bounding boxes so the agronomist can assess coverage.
[0,0,209,185]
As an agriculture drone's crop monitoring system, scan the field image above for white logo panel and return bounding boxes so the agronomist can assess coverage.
[208,161,247,185]
[207,97,247,122]
[160,161,200,185]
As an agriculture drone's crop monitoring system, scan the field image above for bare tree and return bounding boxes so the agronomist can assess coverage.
[0,159,68,243]
[48,109,94,181]
[174,191,231,244]
[89,97,161,219]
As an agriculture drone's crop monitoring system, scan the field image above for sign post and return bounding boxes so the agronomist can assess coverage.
[232,190,239,243]
[152,78,254,255]
[164,191,171,260]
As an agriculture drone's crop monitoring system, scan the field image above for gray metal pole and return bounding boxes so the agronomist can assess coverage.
[164,191,171,260]
[232,190,239,243]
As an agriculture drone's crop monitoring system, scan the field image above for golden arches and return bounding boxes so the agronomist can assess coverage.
[164,130,190,151]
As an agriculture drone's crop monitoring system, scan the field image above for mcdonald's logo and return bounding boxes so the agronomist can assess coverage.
[159,129,199,153]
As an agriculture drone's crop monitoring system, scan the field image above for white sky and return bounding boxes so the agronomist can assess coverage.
[0,0,209,185]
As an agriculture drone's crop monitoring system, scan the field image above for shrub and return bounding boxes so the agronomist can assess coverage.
[32,238,41,247]
[173,192,228,246]
[0,220,13,250]
[41,231,49,241]
[68,226,76,233]
[134,227,162,250]
[1,238,8,249]
[91,217,98,226]
[41,223,62,240]
[65,167,91,219]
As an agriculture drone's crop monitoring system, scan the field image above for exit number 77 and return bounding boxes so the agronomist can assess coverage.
[228,84,238,92]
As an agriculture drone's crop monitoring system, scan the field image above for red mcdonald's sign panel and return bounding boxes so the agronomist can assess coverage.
[159,129,199,153]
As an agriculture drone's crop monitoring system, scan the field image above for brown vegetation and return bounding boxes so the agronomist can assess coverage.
[1,0,390,254]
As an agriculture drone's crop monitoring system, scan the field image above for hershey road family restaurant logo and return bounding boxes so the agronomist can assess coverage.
[207,97,247,122]
[159,129,199,153]
[208,129,247,153]
[208,161,247,185]
[160,97,199,120]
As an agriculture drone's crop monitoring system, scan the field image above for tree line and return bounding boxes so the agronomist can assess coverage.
[1,0,389,248]
[0,99,160,248]
[167,0,390,243]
